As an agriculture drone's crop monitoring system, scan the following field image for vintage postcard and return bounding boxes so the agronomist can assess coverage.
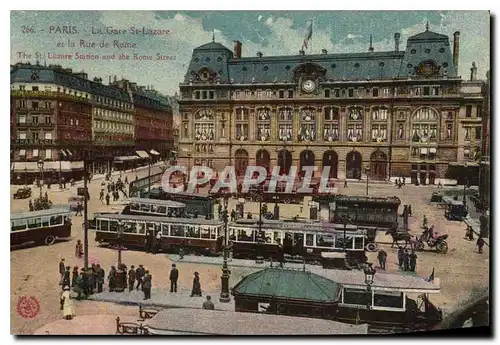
[10,10,490,335]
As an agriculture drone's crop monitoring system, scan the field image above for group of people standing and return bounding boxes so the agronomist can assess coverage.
[397,246,418,272]
[100,176,128,205]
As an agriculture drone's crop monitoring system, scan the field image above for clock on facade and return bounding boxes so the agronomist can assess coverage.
[301,79,316,93]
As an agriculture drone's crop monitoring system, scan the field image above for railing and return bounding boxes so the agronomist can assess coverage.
[11,90,89,102]
[16,122,54,127]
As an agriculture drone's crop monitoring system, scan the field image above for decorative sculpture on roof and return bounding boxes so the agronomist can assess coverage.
[416,60,440,77]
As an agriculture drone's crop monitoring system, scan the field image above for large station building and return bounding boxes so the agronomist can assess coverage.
[177,25,484,184]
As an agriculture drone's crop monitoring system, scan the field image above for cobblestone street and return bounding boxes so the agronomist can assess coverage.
[11,171,489,334]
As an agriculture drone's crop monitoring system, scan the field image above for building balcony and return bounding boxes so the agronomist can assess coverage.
[16,122,54,128]
[11,90,90,103]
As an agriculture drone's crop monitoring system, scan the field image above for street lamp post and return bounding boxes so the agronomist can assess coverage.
[37,159,44,199]
[341,214,350,252]
[365,167,370,196]
[219,195,231,303]
[117,220,123,266]
[463,163,468,206]
[83,154,89,270]
[148,155,152,194]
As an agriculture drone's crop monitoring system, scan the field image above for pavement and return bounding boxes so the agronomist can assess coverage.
[87,287,235,311]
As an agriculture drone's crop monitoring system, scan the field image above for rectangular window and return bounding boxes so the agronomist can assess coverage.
[234,90,240,99]
[475,127,482,140]
[195,91,200,99]
[32,116,39,124]
[287,90,294,98]
[32,101,39,110]
[423,87,430,96]
[465,127,471,140]
[357,88,364,97]
[19,85,26,91]
[278,90,284,98]
[334,89,340,98]
[446,124,452,139]
[19,132,26,139]
[45,149,52,159]
[45,132,52,140]
[202,91,208,100]
[324,108,339,121]
[447,111,453,120]
[382,88,390,97]
[348,88,354,98]
[45,116,51,124]
[235,124,249,140]
[209,90,215,99]
[466,105,472,117]
[432,87,440,96]
[220,121,226,138]
[324,89,330,98]
[257,90,263,99]
[372,88,379,97]
[18,115,26,123]
[19,100,27,108]
[32,86,39,91]
[32,132,39,140]
[266,90,273,98]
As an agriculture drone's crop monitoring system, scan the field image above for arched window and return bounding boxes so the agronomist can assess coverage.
[347,107,364,142]
[411,107,438,143]
[323,107,339,142]
[277,107,293,142]
[194,109,215,153]
[299,107,316,142]
[256,107,271,142]
[235,107,249,141]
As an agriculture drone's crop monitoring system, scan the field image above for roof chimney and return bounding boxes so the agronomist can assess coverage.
[453,31,460,72]
[470,62,477,81]
[321,49,328,55]
[394,33,400,52]
[256,52,263,58]
[368,34,374,52]
[234,40,242,60]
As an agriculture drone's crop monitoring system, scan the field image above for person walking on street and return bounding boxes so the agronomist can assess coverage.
[377,249,387,270]
[142,270,152,300]
[75,202,83,216]
[105,193,110,206]
[344,180,348,188]
[190,272,202,297]
[403,249,410,271]
[108,266,117,292]
[170,264,179,293]
[29,200,34,211]
[71,266,79,287]
[202,296,215,310]
[74,271,85,300]
[135,264,145,290]
[99,189,104,203]
[59,258,65,285]
[422,215,428,229]
[477,237,485,254]
[96,264,105,293]
[75,240,84,259]
[124,176,128,185]
[408,205,412,217]
[128,265,136,292]
[397,247,404,267]
[62,266,71,289]
[61,286,76,320]
[230,209,236,222]
[409,251,418,272]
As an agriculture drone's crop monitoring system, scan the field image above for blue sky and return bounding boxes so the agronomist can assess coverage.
[11,11,490,95]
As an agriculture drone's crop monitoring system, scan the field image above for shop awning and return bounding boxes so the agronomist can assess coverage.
[420,148,428,154]
[136,150,150,159]
[150,149,160,156]
[71,161,84,170]
[114,156,140,162]
[429,148,437,154]
[12,162,39,173]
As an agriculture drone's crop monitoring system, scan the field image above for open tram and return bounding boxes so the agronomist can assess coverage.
[146,188,215,219]
[122,198,187,217]
[11,207,72,247]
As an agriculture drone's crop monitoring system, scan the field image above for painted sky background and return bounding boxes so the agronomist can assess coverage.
[11,10,490,96]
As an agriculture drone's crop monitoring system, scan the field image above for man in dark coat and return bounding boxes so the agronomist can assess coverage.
[135,265,145,290]
[477,237,485,254]
[108,266,117,292]
[105,193,110,206]
[170,264,179,293]
[62,266,71,289]
[202,296,215,310]
[397,247,404,267]
[29,200,34,211]
[144,231,151,253]
[128,265,136,292]
[99,189,104,203]
[403,249,410,271]
[409,251,418,272]
[230,209,236,222]
[96,264,105,293]
[377,249,387,270]
[408,205,412,217]
[59,258,66,285]
[142,270,152,300]
[190,272,202,297]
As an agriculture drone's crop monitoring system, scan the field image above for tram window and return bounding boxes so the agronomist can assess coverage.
[201,227,211,239]
[228,228,236,241]
[264,231,273,244]
[373,291,404,309]
[130,203,140,211]
[238,230,254,242]
[27,217,42,229]
[124,222,137,234]
[11,220,27,231]
[109,221,118,232]
[161,224,169,236]
[354,237,364,249]
[306,234,314,246]
[146,223,155,232]
[99,220,109,231]
[316,234,334,248]
[210,227,218,239]
[41,216,50,227]
[151,205,158,213]
[343,288,371,306]
[137,223,146,234]
[171,225,185,237]
[141,204,151,212]
[186,226,201,238]
[50,215,63,226]
[157,206,167,214]
[273,231,282,244]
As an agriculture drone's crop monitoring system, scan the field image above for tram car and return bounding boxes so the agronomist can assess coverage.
[146,188,215,219]
[236,177,321,204]
[313,195,401,231]
[92,213,224,255]
[11,207,72,247]
[122,198,187,217]
[228,218,370,267]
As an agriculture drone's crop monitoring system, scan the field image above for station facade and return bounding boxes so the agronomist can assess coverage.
[178,25,484,184]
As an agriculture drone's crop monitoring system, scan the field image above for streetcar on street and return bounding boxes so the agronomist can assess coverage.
[122,198,187,217]
[11,207,72,247]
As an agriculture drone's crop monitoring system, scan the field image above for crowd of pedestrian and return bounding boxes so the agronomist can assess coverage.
[100,176,128,206]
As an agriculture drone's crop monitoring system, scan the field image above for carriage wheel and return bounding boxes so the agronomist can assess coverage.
[44,235,55,245]
[366,243,378,252]
[283,198,290,204]
[436,241,448,254]
[414,241,425,251]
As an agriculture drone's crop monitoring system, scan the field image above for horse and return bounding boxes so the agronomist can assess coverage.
[386,231,412,248]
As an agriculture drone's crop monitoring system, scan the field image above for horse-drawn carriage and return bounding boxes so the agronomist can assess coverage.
[387,226,448,254]
[442,197,468,221]
[13,187,32,199]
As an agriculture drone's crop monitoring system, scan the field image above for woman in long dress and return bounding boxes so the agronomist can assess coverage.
[190,272,202,297]
[61,286,75,320]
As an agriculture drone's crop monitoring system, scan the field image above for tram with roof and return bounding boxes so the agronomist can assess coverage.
[11,207,72,247]
[122,198,187,218]
[146,188,215,219]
